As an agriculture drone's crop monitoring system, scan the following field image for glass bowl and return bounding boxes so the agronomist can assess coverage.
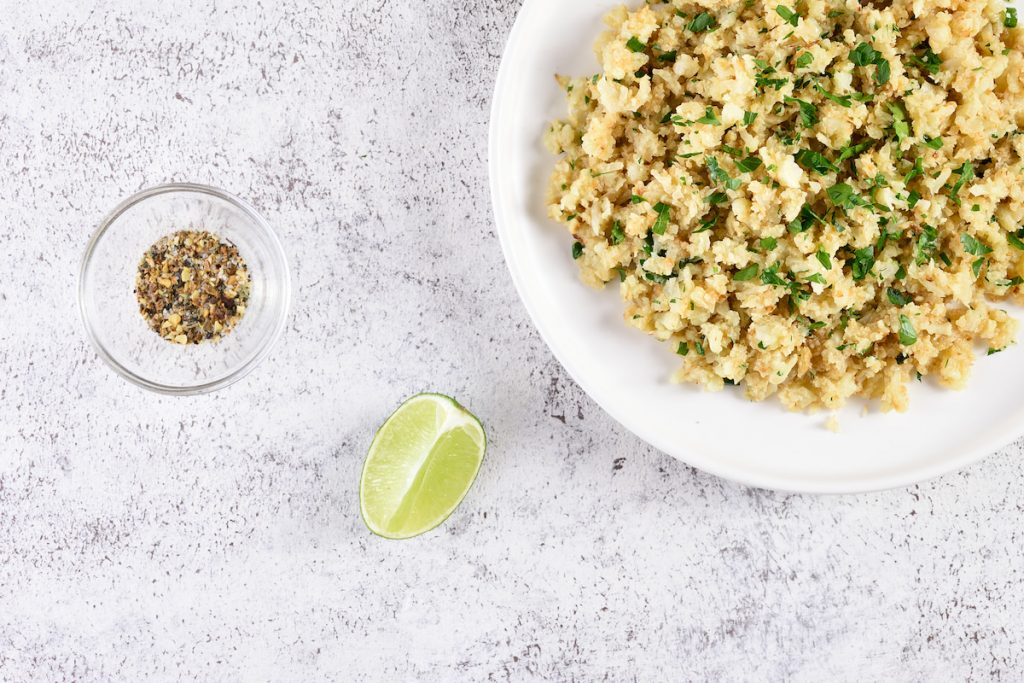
[79,183,291,395]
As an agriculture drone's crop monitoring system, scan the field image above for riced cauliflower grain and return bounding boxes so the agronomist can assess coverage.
[545,0,1024,412]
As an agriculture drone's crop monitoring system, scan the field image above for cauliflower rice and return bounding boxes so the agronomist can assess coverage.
[545,0,1024,412]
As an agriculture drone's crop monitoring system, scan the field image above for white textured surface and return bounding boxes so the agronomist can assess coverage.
[1,2,1023,681]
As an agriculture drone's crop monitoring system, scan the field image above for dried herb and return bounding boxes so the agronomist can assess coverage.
[135,230,251,345]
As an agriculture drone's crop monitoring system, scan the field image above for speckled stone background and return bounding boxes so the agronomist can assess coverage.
[2,1,1023,681]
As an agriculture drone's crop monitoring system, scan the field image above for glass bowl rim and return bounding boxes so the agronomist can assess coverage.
[78,182,291,396]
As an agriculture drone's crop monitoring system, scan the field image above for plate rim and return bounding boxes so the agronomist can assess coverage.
[487,0,1020,493]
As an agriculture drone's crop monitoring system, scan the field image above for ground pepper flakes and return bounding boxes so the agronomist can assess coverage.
[135,230,251,344]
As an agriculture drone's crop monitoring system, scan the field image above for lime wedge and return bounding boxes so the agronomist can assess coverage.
[359,393,486,539]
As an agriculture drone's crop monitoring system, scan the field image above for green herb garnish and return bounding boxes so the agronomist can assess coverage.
[795,148,839,175]
[814,84,852,108]
[915,224,939,265]
[734,263,760,281]
[816,248,832,269]
[651,202,672,234]
[827,182,869,209]
[889,102,911,143]
[785,96,819,127]
[911,46,942,75]
[1007,230,1024,251]
[887,288,912,307]
[611,221,625,245]
[850,246,876,280]
[688,12,718,32]
[837,139,874,163]
[696,106,721,125]
[849,43,880,65]
[960,232,992,256]
[776,5,800,25]
[706,156,729,184]
[898,314,917,346]
[949,162,974,206]
[736,156,763,173]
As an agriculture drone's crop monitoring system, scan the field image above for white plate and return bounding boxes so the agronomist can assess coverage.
[489,0,1024,493]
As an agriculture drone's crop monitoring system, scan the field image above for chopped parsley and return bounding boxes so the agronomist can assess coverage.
[788,203,824,234]
[785,96,819,127]
[677,342,690,356]
[827,182,869,209]
[1005,7,1018,28]
[743,110,759,126]
[889,102,911,143]
[694,215,717,233]
[626,37,646,53]
[960,232,992,256]
[572,242,583,259]
[837,139,874,164]
[696,106,721,125]
[849,42,881,66]
[795,52,814,69]
[611,221,625,245]
[679,257,703,270]
[734,263,760,281]
[898,314,918,346]
[761,263,787,287]
[687,12,718,33]
[707,191,729,205]
[644,271,671,284]
[754,60,788,90]
[923,136,944,150]
[816,248,832,270]
[911,45,942,75]
[1007,229,1024,251]
[706,156,729,184]
[760,237,778,251]
[949,162,974,206]
[972,257,986,278]
[874,59,891,85]
[775,5,800,26]
[736,156,763,173]
[814,84,852,108]
[887,288,912,307]
[915,224,939,265]
[903,157,924,185]
[651,202,672,234]
[849,246,876,280]
[795,148,839,175]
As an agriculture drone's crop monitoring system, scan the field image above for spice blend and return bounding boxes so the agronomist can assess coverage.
[135,230,251,344]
